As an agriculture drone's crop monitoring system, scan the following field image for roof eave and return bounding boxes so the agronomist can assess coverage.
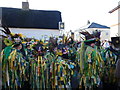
[108,5,120,13]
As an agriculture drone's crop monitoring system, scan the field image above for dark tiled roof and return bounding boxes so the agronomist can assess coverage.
[1,7,62,29]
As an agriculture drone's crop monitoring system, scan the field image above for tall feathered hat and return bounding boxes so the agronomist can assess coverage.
[79,30,101,46]
[0,26,24,46]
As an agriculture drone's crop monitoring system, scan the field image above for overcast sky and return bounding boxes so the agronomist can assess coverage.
[0,0,119,31]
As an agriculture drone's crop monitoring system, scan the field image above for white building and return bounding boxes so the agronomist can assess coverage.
[109,1,120,37]
[74,22,110,41]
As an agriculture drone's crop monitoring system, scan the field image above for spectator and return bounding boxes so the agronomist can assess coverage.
[102,39,110,49]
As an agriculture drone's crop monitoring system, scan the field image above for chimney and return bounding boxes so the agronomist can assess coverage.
[22,1,29,10]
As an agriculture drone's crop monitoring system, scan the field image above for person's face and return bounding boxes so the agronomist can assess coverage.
[27,45,30,49]
[17,44,22,50]
[90,43,95,48]
[109,43,112,46]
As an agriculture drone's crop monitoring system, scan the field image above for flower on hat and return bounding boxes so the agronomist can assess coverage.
[17,33,24,38]
[56,49,63,56]
[4,38,13,46]
[22,41,27,44]
[10,33,15,36]
[36,39,39,42]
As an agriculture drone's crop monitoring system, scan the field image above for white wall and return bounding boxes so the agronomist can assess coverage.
[100,30,110,40]
[109,6,118,37]
[9,28,60,39]
[110,26,118,37]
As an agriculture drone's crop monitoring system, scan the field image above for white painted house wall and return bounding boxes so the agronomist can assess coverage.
[10,28,60,39]
[109,4,119,37]
[100,29,111,40]
[0,27,60,40]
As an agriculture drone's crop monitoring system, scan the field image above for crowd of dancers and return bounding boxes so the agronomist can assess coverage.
[1,27,120,90]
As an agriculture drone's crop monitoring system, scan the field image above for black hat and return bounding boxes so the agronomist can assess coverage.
[84,38,98,45]
[26,42,31,46]
[13,42,22,47]
[111,37,120,48]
